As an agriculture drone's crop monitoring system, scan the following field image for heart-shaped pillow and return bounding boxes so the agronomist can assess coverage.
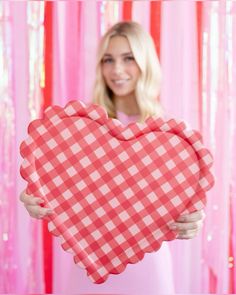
[20,100,214,284]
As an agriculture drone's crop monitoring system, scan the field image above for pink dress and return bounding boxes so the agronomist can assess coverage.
[53,110,175,294]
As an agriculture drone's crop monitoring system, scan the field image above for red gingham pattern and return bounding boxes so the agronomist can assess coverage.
[20,100,214,284]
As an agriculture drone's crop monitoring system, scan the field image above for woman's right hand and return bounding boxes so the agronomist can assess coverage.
[20,190,54,219]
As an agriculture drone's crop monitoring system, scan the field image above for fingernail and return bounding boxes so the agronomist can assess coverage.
[47,209,54,214]
[178,216,185,222]
[37,199,44,204]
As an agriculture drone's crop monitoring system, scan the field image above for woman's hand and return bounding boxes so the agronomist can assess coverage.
[169,210,205,240]
[20,190,53,219]
[20,188,205,238]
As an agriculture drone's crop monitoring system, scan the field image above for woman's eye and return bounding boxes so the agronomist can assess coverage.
[124,56,135,62]
[102,58,113,64]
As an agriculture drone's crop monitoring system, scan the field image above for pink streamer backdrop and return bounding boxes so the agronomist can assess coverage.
[0,1,235,293]
[160,2,202,292]
[201,2,236,293]
[0,2,17,291]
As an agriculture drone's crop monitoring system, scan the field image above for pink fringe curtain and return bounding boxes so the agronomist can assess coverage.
[200,2,236,293]
[0,1,45,293]
[0,2,18,291]
[160,2,202,292]
[0,1,235,293]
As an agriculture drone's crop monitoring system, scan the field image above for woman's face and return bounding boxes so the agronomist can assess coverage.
[101,36,140,100]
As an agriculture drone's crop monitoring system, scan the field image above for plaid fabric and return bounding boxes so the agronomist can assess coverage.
[20,100,214,284]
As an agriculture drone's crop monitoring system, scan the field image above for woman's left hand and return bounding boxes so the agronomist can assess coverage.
[168,210,206,240]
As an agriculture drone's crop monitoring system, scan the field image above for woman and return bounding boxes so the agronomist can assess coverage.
[20,21,205,294]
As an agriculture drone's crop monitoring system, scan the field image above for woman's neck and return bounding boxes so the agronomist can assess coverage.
[113,94,140,116]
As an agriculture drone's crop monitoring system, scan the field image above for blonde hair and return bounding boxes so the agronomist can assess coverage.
[92,21,163,122]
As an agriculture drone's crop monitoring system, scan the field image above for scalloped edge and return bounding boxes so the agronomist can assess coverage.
[20,99,215,283]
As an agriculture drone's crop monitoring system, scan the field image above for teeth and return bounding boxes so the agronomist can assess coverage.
[113,80,127,85]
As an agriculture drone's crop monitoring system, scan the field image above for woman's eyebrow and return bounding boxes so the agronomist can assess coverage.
[121,52,133,56]
[103,52,133,57]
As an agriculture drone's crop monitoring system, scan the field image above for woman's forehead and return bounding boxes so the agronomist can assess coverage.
[104,35,132,56]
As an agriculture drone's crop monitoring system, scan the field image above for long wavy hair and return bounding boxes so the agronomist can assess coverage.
[92,21,163,122]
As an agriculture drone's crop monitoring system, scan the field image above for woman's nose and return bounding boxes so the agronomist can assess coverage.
[113,61,123,74]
